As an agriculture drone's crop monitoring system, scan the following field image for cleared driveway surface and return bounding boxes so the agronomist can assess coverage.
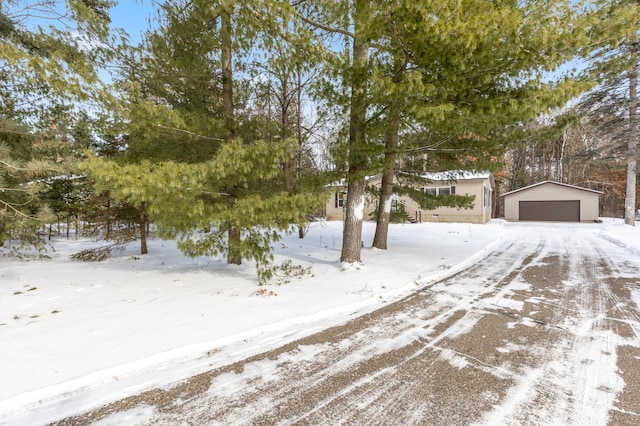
[58,225,640,425]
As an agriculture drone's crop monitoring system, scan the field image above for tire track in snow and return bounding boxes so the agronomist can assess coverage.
[55,226,640,425]
[55,234,531,424]
[475,227,640,426]
[252,236,549,424]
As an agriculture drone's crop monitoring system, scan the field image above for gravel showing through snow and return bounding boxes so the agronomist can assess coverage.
[39,222,640,426]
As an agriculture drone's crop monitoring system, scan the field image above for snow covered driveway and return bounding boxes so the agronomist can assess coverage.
[56,223,640,425]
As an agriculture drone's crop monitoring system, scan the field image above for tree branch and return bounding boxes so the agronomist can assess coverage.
[156,123,224,141]
[292,9,354,39]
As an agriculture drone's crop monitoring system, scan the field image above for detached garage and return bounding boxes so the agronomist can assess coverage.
[503,181,602,222]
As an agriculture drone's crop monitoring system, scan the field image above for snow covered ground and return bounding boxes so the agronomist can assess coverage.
[1,218,639,425]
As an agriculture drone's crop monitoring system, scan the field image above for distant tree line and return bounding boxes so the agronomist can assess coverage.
[500,0,639,222]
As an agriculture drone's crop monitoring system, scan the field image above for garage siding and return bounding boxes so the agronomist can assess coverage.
[519,200,580,222]
[503,181,602,222]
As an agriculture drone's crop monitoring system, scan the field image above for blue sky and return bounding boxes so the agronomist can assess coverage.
[110,1,157,44]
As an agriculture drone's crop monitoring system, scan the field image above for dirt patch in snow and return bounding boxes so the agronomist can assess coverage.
[612,345,640,425]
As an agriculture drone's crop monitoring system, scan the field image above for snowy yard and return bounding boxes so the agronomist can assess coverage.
[1,219,639,425]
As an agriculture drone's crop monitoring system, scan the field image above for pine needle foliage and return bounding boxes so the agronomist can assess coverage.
[0,1,119,248]
[82,0,326,278]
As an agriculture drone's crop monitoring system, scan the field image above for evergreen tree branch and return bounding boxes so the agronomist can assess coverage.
[156,123,225,141]
[0,128,44,137]
[0,195,38,217]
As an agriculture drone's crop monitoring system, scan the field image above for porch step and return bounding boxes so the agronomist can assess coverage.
[406,215,418,224]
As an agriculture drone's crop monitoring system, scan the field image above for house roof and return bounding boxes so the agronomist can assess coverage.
[420,170,494,190]
[501,180,603,197]
[421,170,492,181]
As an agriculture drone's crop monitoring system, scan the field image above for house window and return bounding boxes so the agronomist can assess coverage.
[424,186,455,196]
[438,187,451,196]
[484,186,491,208]
[335,191,346,208]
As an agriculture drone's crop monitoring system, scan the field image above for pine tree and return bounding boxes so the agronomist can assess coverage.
[247,14,328,239]
[338,0,371,264]
[0,120,55,248]
[0,1,116,248]
[302,0,616,256]
[577,0,640,225]
[83,0,324,279]
[371,51,403,250]
[372,0,626,248]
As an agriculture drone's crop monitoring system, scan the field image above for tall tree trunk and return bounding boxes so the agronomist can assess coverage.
[559,128,566,182]
[625,53,638,226]
[139,204,148,255]
[228,225,241,263]
[372,53,404,250]
[341,179,366,262]
[372,165,395,250]
[340,0,369,264]
[296,67,307,240]
[221,2,242,263]
[105,199,111,240]
[281,74,292,189]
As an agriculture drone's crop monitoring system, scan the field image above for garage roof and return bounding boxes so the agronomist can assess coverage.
[501,180,603,197]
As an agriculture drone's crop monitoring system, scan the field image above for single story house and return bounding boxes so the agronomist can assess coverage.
[324,171,494,224]
[502,181,602,222]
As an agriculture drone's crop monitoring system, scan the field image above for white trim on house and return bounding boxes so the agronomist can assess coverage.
[423,186,453,196]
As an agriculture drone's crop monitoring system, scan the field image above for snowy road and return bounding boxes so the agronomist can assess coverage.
[54,224,640,425]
